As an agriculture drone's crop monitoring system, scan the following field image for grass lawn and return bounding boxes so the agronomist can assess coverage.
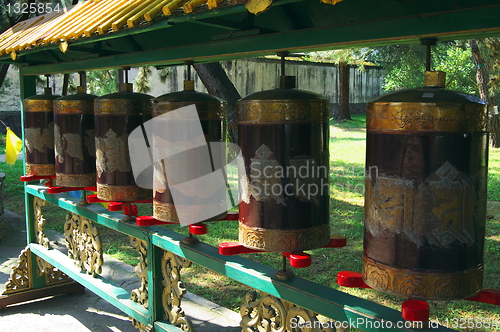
[1,114,499,330]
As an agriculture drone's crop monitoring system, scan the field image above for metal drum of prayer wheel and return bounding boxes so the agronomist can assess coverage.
[362,70,488,300]
[237,54,331,252]
[153,64,227,223]
[94,69,154,202]
[23,75,60,176]
[54,73,98,187]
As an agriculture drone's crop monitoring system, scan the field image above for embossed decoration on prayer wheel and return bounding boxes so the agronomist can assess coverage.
[23,87,60,176]
[237,88,331,252]
[153,80,227,223]
[95,83,153,202]
[54,86,98,187]
[363,71,488,300]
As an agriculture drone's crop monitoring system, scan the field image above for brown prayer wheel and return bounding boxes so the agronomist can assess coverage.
[94,83,153,202]
[237,88,331,252]
[363,71,488,300]
[23,87,60,176]
[54,86,98,187]
[152,80,227,222]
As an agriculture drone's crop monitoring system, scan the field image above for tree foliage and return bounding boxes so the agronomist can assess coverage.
[368,42,477,94]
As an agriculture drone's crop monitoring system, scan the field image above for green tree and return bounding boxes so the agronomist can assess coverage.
[369,42,477,94]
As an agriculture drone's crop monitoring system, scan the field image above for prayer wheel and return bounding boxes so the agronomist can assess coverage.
[54,86,98,187]
[23,85,60,176]
[363,71,488,300]
[94,82,153,201]
[237,78,331,252]
[153,80,227,223]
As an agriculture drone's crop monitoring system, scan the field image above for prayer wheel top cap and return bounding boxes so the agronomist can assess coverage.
[240,88,328,102]
[156,90,225,104]
[370,70,486,105]
[24,90,60,101]
[369,85,486,105]
[54,91,98,101]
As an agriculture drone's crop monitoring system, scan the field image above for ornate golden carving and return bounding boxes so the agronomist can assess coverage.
[95,128,131,177]
[24,122,54,154]
[95,99,153,115]
[97,184,152,202]
[3,248,31,294]
[26,163,55,176]
[64,213,103,276]
[240,290,334,332]
[153,201,179,223]
[248,144,285,204]
[130,237,148,308]
[238,223,330,252]
[131,319,153,332]
[23,99,54,112]
[161,250,193,331]
[56,173,96,187]
[367,103,487,132]
[238,101,328,123]
[33,197,50,249]
[365,162,482,248]
[36,256,71,285]
[362,256,483,300]
[55,124,85,163]
[54,100,94,114]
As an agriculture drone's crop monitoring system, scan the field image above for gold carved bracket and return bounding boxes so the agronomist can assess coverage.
[33,197,50,249]
[64,213,103,276]
[2,247,70,296]
[162,250,193,332]
[130,236,149,308]
[240,290,335,332]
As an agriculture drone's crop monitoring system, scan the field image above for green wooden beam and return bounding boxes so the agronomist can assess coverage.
[25,184,457,332]
[25,185,149,241]
[29,243,153,326]
[15,3,500,75]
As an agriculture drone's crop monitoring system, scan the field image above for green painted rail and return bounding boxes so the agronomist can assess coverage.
[25,185,455,332]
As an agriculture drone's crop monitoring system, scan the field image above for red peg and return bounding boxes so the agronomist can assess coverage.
[466,289,500,305]
[336,271,371,288]
[136,216,178,226]
[20,175,55,182]
[47,186,84,194]
[83,186,97,191]
[189,223,207,235]
[401,300,430,322]
[219,242,265,255]
[86,194,105,203]
[324,235,347,248]
[107,202,123,211]
[123,204,138,216]
[282,252,311,268]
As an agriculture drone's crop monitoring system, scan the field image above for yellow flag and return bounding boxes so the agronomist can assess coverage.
[5,127,22,165]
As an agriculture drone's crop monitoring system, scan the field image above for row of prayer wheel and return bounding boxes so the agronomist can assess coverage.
[23,66,488,301]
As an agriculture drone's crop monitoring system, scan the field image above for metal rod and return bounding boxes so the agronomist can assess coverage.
[45,74,50,88]
[425,44,431,71]
[185,60,194,81]
[78,71,86,88]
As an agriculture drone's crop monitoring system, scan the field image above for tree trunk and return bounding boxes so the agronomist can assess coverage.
[62,73,70,96]
[470,39,500,147]
[0,64,9,90]
[193,62,240,144]
[338,61,352,121]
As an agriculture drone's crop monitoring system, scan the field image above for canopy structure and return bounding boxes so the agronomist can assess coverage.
[1,0,500,75]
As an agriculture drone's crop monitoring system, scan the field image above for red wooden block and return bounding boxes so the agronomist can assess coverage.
[402,300,430,322]
[336,271,371,288]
